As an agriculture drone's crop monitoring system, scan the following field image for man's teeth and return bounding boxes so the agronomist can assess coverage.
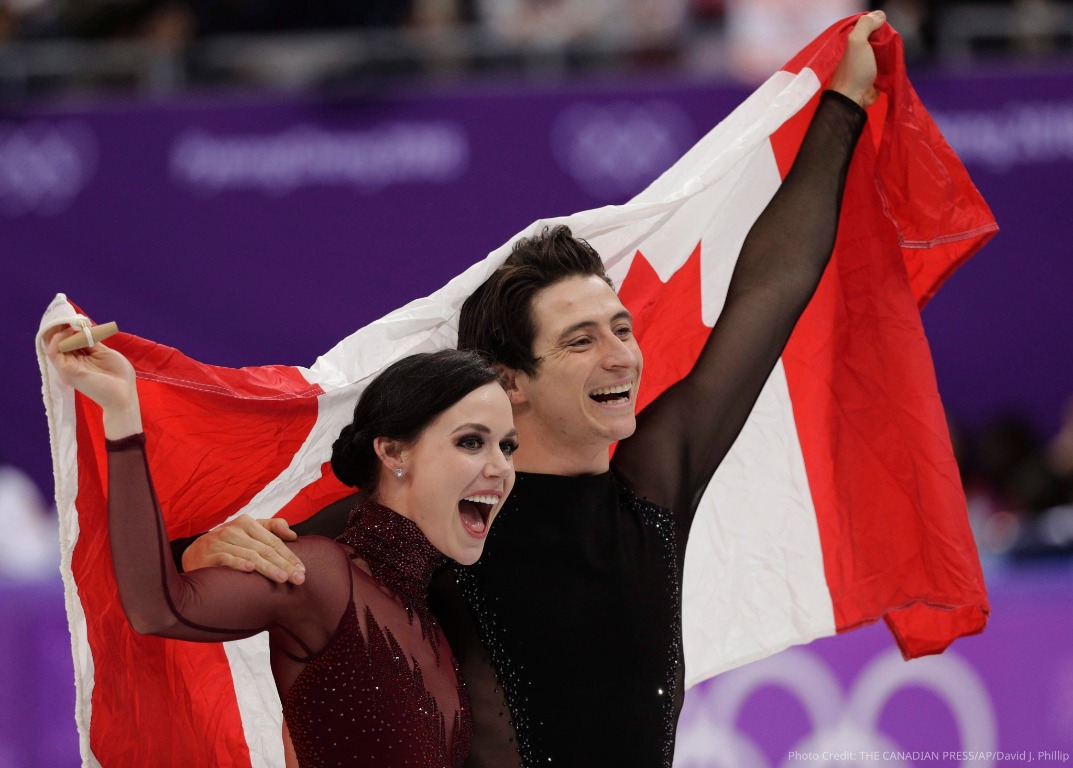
[463,495,498,505]
[589,384,631,397]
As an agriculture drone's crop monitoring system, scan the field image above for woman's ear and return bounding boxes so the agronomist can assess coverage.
[373,436,406,474]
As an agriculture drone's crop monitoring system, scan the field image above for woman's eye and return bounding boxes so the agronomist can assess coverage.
[458,436,483,450]
[500,441,519,457]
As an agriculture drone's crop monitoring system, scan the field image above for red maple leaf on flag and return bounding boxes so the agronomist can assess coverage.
[618,243,711,413]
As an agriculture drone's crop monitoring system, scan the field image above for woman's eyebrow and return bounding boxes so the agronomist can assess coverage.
[451,423,491,435]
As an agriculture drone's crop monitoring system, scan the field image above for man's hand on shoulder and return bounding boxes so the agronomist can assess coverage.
[181,514,306,585]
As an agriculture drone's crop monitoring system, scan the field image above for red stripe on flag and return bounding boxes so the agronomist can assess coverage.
[71,327,325,765]
[115,332,324,537]
[74,395,256,767]
[778,106,989,659]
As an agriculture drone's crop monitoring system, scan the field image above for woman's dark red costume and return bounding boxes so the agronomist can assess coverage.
[107,434,470,768]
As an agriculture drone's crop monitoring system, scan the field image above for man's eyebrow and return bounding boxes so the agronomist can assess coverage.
[556,310,634,342]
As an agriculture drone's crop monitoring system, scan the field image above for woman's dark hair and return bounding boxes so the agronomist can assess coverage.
[458,225,613,376]
[330,349,500,496]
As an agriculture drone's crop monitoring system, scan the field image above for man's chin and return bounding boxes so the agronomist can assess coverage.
[602,416,638,444]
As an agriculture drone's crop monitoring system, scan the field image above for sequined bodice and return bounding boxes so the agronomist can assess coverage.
[283,501,472,768]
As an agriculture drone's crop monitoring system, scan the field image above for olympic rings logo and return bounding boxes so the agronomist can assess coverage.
[0,121,97,216]
[550,100,695,199]
[673,647,998,768]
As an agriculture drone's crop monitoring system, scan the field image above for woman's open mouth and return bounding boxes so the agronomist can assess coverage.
[458,495,496,537]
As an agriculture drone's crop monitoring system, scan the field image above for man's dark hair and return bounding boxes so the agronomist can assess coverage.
[330,349,500,497]
[458,225,613,376]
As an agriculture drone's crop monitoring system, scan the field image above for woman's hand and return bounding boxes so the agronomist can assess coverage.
[829,10,886,109]
[45,325,143,439]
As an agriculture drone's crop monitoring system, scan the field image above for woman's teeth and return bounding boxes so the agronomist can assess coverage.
[459,497,495,534]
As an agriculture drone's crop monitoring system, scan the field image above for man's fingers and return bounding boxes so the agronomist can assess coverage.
[228,515,305,582]
[233,546,293,583]
[260,517,298,542]
[851,9,886,40]
[207,552,257,573]
[181,514,305,584]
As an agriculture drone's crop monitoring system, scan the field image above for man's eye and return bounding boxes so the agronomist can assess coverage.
[569,337,593,348]
[615,325,633,338]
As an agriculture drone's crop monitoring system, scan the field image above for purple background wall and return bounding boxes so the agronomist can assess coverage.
[5,66,1073,495]
[2,66,1072,766]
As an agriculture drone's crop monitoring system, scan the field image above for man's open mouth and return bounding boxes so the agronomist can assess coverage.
[458,495,496,535]
[588,383,632,405]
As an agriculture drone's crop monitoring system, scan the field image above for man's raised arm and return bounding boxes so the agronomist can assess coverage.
[612,11,884,528]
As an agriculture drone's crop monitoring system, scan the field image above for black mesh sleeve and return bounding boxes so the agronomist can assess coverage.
[429,569,524,768]
[612,91,867,543]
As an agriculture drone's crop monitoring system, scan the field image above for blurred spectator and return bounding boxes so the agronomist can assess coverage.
[877,0,929,59]
[958,410,1073,560]
[1048,395,1073,493]
[1013,0,1071,55]
[475,0,689,66]
[189,0,416,36]
[0,462,57,580]
[722,0,865,82]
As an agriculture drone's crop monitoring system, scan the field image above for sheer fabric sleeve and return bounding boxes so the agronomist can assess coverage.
[429,570,523,768]
[107,434,346,653]
[612,91,867,536]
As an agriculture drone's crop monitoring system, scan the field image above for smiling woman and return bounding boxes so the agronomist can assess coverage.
[330,352,518,566]
[44,330,515,768]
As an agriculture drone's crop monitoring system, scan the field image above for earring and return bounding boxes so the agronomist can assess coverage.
[394,468,404,478]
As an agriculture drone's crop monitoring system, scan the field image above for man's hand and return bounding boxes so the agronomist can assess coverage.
[829,10,886,108]
[181,515,306,584]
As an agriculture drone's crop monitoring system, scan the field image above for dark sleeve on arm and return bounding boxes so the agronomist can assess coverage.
[429,570,523,768]
[613,91,867,534]
[292,495,358,537]
[108,434,319,641]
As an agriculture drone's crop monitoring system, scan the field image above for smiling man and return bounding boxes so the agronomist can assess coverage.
[176,11,886,766]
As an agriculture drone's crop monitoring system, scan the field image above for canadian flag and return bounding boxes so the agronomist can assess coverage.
[38,16,994,768]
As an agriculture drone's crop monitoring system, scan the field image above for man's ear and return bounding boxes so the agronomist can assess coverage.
[495,364,528,406]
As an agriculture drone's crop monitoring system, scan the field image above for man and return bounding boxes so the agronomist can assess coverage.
[176,12,885,766]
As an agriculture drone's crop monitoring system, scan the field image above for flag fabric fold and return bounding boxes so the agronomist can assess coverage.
[38,15,994,767]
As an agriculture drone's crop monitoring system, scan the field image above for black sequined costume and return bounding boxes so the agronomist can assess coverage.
[449,471,681,767]
[173,90,866,768]
[107,435,471,768]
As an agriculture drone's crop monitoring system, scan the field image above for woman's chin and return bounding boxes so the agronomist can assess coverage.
[451,543,484,567]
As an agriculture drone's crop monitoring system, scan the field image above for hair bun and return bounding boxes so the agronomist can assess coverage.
[330,424,368,488]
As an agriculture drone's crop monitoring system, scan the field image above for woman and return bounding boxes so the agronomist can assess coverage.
[46,328,517,767]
